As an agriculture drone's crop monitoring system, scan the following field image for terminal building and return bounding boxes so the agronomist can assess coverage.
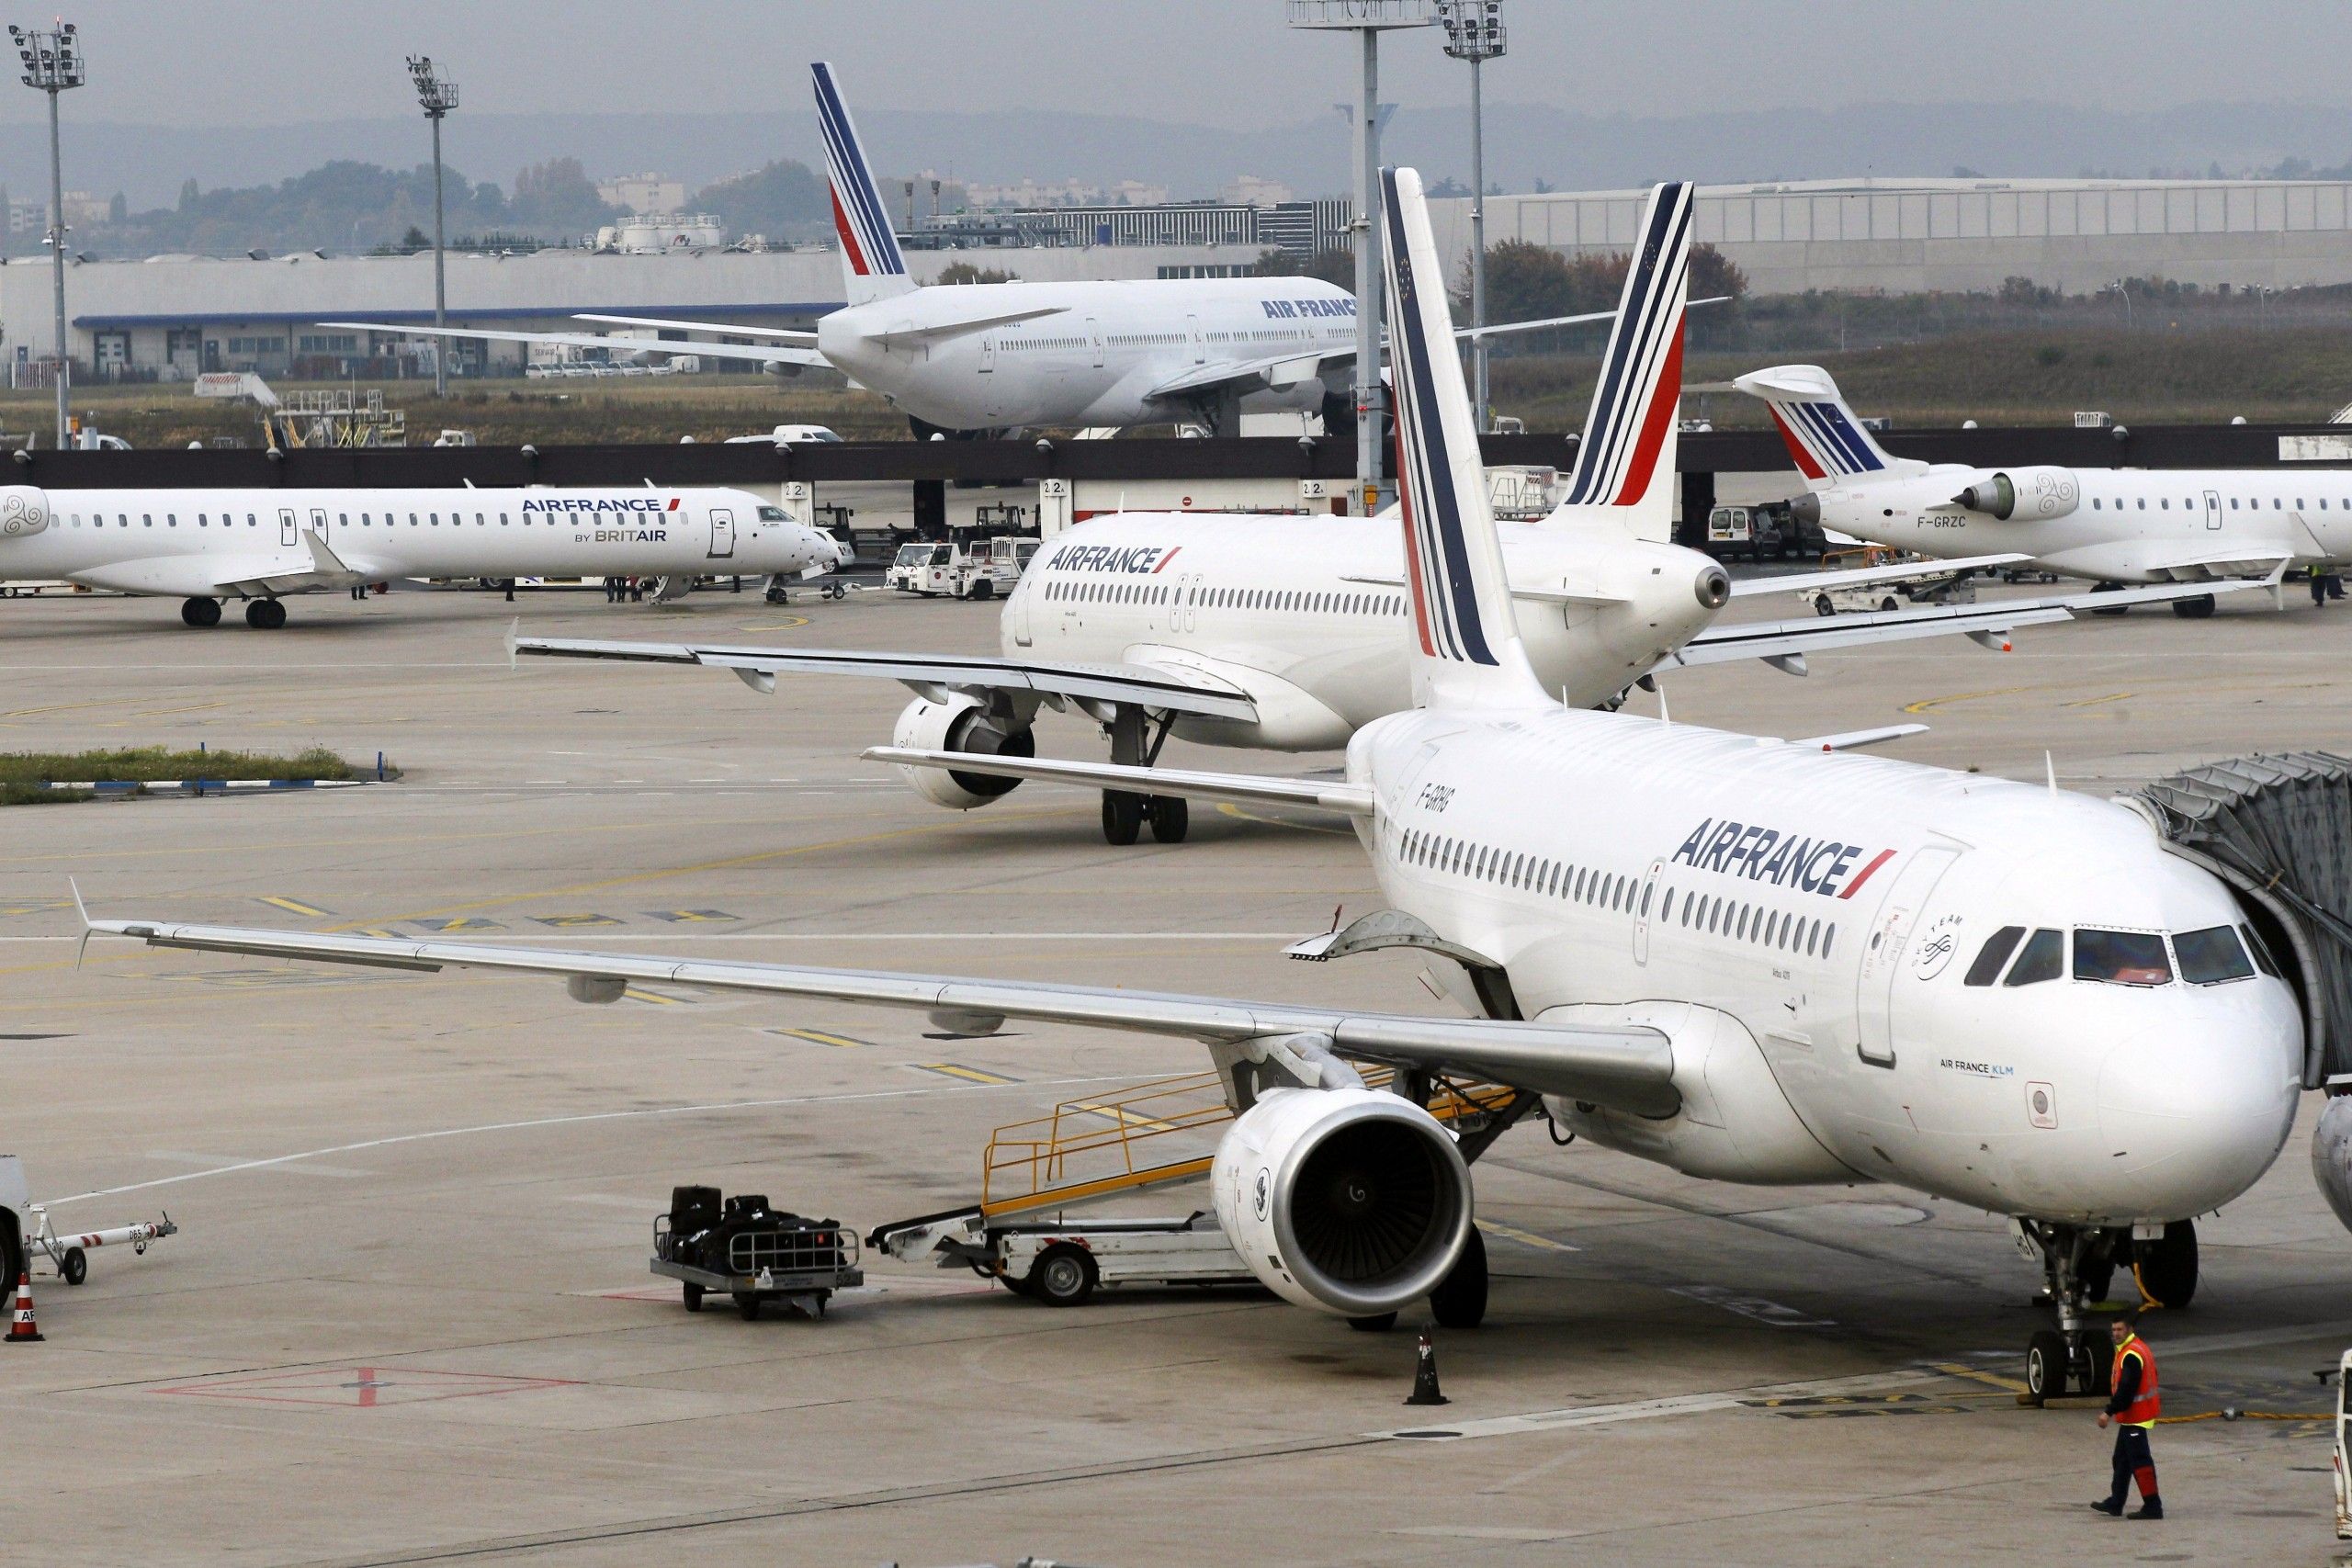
[0,239,1266,383]
[1423,175,2352,297]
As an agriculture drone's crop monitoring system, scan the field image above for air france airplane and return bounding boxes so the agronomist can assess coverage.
[330,64,1615,438]
[1740,365,2327,611]
[514,184,2222,845]
[0,486,840,627]
[90,171,2333,1405]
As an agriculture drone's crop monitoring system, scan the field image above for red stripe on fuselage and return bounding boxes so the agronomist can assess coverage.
[1767,406,1826,480]
[1610,325,1684,505]
[831,187,869,276]
[1837,848,1897,899]
[1152,547,1182,572]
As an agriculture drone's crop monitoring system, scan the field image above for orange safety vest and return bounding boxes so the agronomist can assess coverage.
[2114,1336,2160,1427]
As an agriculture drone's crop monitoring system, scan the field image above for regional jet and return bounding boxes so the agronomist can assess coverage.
[90,173,2343,1408]
[511,186,2235,843]
[0,485,840,626]
[327,63,1622,438]
[1740,364,2326,609]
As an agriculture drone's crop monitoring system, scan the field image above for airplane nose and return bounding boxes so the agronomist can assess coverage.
[2097,1030,2299,1217]
[1788,492,1820,527]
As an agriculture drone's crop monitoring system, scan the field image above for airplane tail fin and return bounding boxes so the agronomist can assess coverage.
[812,62,914,307]
[1550,181,1692,542]
[1733,364,1925,491]
[1383,165,1549,714]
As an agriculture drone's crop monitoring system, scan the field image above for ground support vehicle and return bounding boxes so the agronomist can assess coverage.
[1707,501,1825,562]
[651,1188,862,1322]
[876,1211,1256,1306]
[0,1156,179,1290]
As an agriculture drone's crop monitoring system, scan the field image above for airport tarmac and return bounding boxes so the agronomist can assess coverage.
[2,577,2348,1567]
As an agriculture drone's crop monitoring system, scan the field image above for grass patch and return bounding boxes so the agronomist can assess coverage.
[0,746,365,788]
[0,782,88,805]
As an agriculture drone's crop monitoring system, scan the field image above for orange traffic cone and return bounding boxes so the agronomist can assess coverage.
[6,1269,42,1344]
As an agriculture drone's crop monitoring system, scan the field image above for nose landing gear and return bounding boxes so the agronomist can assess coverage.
[2016,1219,2198,1406]
[1096,702,1190,845]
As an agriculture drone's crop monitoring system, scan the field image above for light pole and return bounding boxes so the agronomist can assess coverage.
[1437,1,1504,434]
[407,54,458,397]
[11,21,83,448]
[2107,277,2132,329]
[1288,1,1434,513]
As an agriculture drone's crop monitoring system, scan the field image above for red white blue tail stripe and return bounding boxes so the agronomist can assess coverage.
[1765,396,1891,479]
[1563,182,1691,507]
[812,62,906,280]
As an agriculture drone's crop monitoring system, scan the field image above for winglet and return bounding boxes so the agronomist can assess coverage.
[300,528,353,578]
[69,876,91,971]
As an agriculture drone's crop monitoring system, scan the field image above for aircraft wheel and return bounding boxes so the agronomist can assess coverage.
[2024,1328,2068,1406]
[2132,1220,2198,1308]
[1813,595,1836,617]
[1148,795,1189,843]
[1030,1244,1097,1307]
[181,596,221,627]
[61,1247,85,1287]
[1429,1226,1488,1330]
[2089,582,2131,616]
[1346,1311,1398,1333]
[1101,790,1143,845]
[2171,594,2217,619]
[245,598,287,629]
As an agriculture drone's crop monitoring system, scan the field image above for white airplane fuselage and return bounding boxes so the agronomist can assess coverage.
[819,276,1359,431]
[1815,466,2352,583]
[1351,701,2304,1222]
[0,485,836,601]
[1002,511,1727,749]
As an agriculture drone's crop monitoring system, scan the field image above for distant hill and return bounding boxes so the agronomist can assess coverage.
[9,98,2352,239]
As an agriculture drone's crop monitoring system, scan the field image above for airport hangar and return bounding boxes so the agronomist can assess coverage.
[12,173,2352,386]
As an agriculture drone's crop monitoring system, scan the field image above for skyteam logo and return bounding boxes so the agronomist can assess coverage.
[1669,817,1895,900]
[1383,165,1497,669]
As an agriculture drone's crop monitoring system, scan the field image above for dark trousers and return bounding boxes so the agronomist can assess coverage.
[2107,1424,2158,1506]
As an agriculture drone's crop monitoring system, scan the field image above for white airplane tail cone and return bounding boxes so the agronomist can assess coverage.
[1551,180,1693,542]
[1734,364,1926,491]
[1382,165,1549,715]
[812,62,914,308]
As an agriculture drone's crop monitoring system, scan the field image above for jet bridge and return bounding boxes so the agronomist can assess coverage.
[2132,750,2352,1087]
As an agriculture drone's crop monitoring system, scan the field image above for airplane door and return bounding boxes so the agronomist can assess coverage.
[1012,575,1034,647]
[1186,313,1204,365]
[1853,844,1960,1067]
[978,333,996,374]
[2205,488,2222,530]
[1086,317,1104,368]
[708,507,735,559]
[1633,858,1665,964]
[277,508,298,547]
[1182,572,1202,633]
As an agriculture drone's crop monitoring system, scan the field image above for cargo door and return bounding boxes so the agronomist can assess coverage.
[708,506,735,559]
[1853,844,1960,1067]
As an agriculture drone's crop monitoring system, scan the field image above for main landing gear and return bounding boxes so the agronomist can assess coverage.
[180,596,221,627]
[244,598,287,629]
[1097,702,1188,845]
[2018,1218,2199,1406]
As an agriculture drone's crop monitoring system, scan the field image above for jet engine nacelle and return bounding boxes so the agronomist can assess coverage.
[1952,467,2080,521]
[1545,1001,1849,1184]
[1210,1086,1472,1318]
[2314,1093,2352,1235]
[888,694,1035,809]
[0,487,49,537]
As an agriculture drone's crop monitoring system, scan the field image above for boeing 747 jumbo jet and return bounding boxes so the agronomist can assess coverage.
[90,172,2344,1405]
[511,185,2234,844]
[1739,365,2326,611]
[330,64,1619,438]
[0,485,839,627]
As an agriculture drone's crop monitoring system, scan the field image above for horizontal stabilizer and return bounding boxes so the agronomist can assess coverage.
[864,306,1069,349]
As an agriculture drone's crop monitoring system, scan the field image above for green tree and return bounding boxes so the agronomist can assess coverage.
[691,160,829,243]
[509,157,616,235]
[1299,246,1354,288]
[1252,246,1302,276]
[933,261,1016,285]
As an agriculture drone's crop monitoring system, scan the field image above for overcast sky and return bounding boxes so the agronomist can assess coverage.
[2,1,2345,129]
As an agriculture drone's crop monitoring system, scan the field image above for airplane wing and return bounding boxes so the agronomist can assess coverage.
[866,745,1372,816]
[862,307,1069,348]
[1726,553,2032,598]
[85,916,1678,1116]
[1655,577,2278,676]
[2133,546,2299,581]
[213,530,371,597]
[513,635,1260,721]
[316,321,829,369]
[572,314,817,345]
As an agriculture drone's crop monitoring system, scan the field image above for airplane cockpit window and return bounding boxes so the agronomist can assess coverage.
[2239,922,2282,978]
[2074,928,2172,987]
[758,506,787,521]
[2004,928,2063,987]
[1963,925,2026,986]
[2174,926,2255,985]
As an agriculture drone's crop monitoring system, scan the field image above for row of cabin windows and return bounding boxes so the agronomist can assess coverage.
[1397,825,1839,960]
[1046,576,1406,617]
[2089,494,2348,513]
[1962,922,2275,989]
[66,511,586,529]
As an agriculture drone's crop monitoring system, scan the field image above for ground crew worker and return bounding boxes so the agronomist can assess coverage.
[2091,1314,2163,1519]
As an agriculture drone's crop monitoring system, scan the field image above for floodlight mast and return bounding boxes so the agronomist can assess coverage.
[407,55,458,397]
[1286,0,1435,514]
[1437,1,1505,434]
[12,20,84,448]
